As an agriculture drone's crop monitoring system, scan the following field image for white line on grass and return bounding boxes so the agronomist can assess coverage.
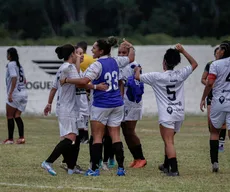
[0,182,119,191]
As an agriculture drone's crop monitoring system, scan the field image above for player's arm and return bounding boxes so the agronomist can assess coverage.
[8,77,17,102]
[134,66,142,81]
[201,71,209,85]
[175,44,198,71]
[119,80,125,98]
[120,39,135,63]
[44,87,57,116]
[200,74,216,112]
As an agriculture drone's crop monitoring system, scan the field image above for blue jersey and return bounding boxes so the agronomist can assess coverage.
[93,57,124,108]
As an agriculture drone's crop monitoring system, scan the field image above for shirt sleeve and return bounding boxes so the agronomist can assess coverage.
[114,56,130,68]
[209,62,217,76]
[8,62,17,77]
[140,72,158,86]
[84,61,102,81]
[67,64,79,79]
[204,63,210,72]
[52,72,59,89]
[177,65,193,81]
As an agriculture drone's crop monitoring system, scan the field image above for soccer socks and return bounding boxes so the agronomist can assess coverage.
[219,129,226,147]
[164,155,169,170]
[113,142,125,168]
[46,138,72,164]
[91,143,103,171]
[129,144,145,160]
[89,135,93,162]
[168,157,178,173]
[103,135,113,162]
[210,140,219,164]
[7,118,15,140]
[14,117,24,138]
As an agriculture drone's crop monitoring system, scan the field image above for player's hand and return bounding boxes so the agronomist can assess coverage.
[175,43,185,53]
[134,66,141,73]
[8,93,13,102]
[44,104,51,116]
[60,78,67,86]
[121,38,133,49]
[96,82,109,91]
[200,99,206,112]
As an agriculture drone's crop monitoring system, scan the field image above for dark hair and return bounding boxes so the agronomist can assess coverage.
[7,47,21,68]
[77,41,87,53]
[219,40,230,59]
[214,47,219,55]
[55,44,75,60]
[96,36,117,56]
[164,48,181,70]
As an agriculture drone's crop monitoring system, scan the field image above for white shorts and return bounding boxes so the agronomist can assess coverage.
[6,95,28,112]
[210,110,230,129]
[90,105,124,127]
[123,106,142,121]
[160,121,183,133]
[58,116,78,137]
[77,115,89,130]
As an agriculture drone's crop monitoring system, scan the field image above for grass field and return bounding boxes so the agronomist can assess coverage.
[0,116,230,192]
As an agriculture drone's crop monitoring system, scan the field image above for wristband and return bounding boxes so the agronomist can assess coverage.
[94,85,97,90]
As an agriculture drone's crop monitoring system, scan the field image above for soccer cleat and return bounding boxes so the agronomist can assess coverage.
[41,161,57,176]
[133,159,147,168]
[108,158,116,168]
[218,145,224,152]
[167,171,180,177]
[102,162,109,171]
[60,162,68,171]
[16,138,25,144]
[2,139,14,144]
[117,167,126,176]
[68,169,75,175]
[212,162,219,172]
[75,165,85,174]
[158,164,169,173]
[129,160,138,167]
[85,169,100,176]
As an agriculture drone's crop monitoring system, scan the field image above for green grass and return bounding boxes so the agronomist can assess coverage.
[0,116,229,192]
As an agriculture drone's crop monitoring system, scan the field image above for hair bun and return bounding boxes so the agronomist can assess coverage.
[55,46,64,59]
[107,36,118,47]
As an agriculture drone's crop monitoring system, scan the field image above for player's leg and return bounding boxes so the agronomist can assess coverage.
[108,106,125,176]
[160,122,179,176]
[14,109,25,144]
[3,104,17,144]
[218,124,226,152]
[122,120,146,168]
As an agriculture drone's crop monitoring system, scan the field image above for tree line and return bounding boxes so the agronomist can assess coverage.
[0,0,229,42]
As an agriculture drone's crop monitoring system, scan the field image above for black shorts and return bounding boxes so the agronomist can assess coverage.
[206,96,212,106]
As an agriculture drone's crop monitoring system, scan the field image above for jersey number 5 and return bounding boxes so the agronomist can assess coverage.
[166,85,176,101]
[104,71,118,91]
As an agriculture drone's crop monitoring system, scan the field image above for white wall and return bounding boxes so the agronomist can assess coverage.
[0,45,215,115]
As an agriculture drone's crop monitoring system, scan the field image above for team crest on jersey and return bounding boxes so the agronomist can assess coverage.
[167,106,173,114]
[32,60,63,75]
[219,96,225,104]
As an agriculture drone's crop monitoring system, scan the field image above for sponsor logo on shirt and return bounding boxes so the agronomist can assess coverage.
[222,89,230,93]
[167,106,173,114]
[168,101,182,106]
[219,96,225,104]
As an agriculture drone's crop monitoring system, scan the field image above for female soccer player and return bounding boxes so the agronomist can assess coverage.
[3,48,28,144]
[135,44,198,176]
[118,44,147,168]
[61,37,135,176]
[200,41,230,172]
[201,47,227,152]
[43,45,106,175]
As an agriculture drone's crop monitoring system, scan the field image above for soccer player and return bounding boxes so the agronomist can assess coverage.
[77,41,96,143]
[135,44,198,176]
[118,44,147,168]
[3,48,28,144]
[43,45,106,176]
[60,37,135,176]
[201,47,227,152]
[200,41,230,172]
